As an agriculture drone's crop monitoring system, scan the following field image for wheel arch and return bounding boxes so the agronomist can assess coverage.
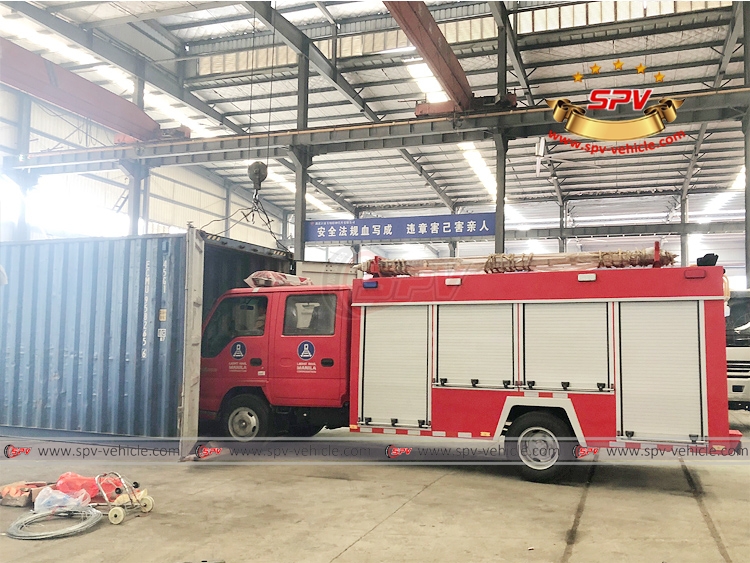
[495,397,586,446]
[218,387,269,418]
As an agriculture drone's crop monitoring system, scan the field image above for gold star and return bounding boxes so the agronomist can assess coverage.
[613,59,624,70]
[636,63,647,74]
[590,63,601,74]
[654,72,665,83]
[573,71,584,82]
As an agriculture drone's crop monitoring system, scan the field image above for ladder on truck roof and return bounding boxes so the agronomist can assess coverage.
[357,242,675,277]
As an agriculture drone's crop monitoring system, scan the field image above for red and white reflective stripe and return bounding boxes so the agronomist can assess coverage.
[350,427,490,438]
[523,391,569,398]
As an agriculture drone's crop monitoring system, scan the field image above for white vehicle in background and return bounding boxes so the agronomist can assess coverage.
[727,291,750,410]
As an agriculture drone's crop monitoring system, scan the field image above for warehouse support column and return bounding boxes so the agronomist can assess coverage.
[744,0,750,286]
[141,175,150,230]
[291,47,311,262]
[14,93,33,241]
[297,50,309,131]
[291,148,310,262]
[497,15,507,96]
[351,210,361,263]
[493,20,508,255]
[494,132,507,254]
[745,1,750,286]
[681,195,689,267]
[559,202,566,253]
[133,57,146,110]
[281,211,289,247]
[119,160,148,236]
[224,183,233,237]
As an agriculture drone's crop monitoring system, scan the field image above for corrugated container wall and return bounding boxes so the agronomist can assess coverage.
[0,235,188,437]
[0,231,291,438]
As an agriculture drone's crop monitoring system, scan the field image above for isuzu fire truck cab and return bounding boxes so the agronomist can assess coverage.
[199,250,741,481]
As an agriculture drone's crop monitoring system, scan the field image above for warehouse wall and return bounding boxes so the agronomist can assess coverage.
[0,87,283,248]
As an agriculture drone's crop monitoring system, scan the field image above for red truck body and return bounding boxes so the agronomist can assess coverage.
[198,264,740,478]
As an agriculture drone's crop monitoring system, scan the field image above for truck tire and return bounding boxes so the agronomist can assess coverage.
[288,424,324,438]
[506,412,576,483]
[222,395,275,441]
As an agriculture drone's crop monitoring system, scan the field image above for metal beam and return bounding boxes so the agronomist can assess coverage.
[13,93,33,241]
[681,3,743,202]
[398,149,455,211]
[490,1,562,206]
[0,37,161,140]
[314,2,337,25]
[47,1,107,13]
[680,195,689,266]
[119,160,148,236]
[86,2,241,28]
[3,2,243,135]
[185,4,731,55]
[290,147,309,261]
[246,1,457,209]
[276,158,356,215]
[384,1,473,111]
[245,1,378,123]
[494,132,506,253]
[489,1,532,107]
[10,88,750,174]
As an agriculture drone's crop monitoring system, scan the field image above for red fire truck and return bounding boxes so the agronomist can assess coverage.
[198,248,741,481]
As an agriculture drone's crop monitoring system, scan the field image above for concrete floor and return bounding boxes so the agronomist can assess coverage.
[1,411,749,563]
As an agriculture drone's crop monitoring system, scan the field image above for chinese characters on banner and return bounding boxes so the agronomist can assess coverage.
[305,213,495,243]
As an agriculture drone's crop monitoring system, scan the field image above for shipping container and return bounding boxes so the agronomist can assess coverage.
[0,228,290,442]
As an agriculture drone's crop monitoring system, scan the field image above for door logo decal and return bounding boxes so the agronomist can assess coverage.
[298,341,315,360]
[231,342,246,360]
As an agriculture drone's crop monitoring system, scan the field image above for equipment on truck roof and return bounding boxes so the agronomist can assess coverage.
[357,243,675,277]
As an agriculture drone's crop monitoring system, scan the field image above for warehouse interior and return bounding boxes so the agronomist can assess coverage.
[1,1,750,561]
[0,0,747,283]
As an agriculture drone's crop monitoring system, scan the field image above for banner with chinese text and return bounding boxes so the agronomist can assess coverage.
[305,213,495,244]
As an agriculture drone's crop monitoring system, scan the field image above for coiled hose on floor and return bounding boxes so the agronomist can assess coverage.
[7,507,102,540]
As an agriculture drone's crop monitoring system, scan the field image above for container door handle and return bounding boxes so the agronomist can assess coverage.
[321,358,334,367]
[250,358,262,366]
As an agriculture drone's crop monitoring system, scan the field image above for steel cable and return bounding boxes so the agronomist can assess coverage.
[7,507,103,540]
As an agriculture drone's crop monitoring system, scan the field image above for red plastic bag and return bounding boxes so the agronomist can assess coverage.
[55,472,122,502]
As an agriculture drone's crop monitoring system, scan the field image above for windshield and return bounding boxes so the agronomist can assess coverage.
[726,297,750,347]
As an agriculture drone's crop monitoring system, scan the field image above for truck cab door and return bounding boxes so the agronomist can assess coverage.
[269,291,348,407]
[199,295,271,414]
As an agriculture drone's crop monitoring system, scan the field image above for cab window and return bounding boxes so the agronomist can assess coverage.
[283,294,337,336]
[201,296,268,358]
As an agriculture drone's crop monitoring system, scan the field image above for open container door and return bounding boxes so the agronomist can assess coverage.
[178,227,205,457]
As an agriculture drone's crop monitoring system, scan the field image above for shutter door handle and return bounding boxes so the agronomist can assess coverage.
[250,358,262,366]
[321,358,334,367]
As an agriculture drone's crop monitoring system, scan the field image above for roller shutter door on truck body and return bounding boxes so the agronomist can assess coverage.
[436,304,514,388]
[523,302,610,391]
[360,305,429,427]
[619,301,704,442]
